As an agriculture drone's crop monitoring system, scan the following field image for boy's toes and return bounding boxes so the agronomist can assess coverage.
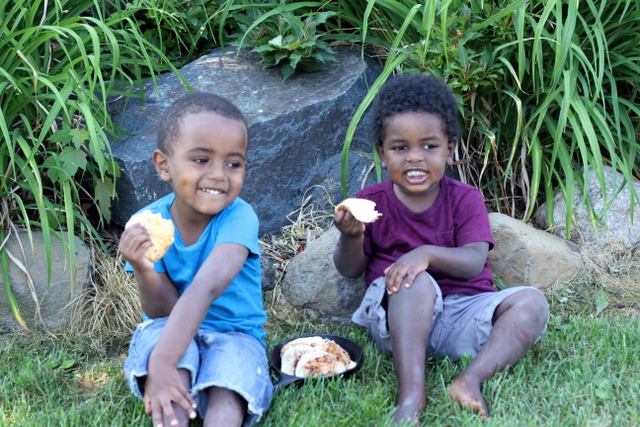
[448,376,489,419]
[460,397,488,419]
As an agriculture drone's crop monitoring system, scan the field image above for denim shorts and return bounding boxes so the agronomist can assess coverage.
[352,275,547,360]
[124,317,273,426]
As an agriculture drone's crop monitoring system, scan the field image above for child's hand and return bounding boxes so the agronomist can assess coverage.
[119,224,154,270]
[334,207,365,238]
[384,247,430,294]
[144,364,197,427]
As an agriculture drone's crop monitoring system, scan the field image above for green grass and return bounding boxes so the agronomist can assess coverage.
[2,280,640,426]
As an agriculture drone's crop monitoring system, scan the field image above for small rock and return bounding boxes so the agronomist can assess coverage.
[0,231,90,330]
[489,213,584,290]
[282,226,365,321]
[534,165,640,250]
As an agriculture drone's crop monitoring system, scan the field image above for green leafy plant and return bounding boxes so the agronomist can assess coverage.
[113,0,226,66]
[234,8,337,80]
[337,0,640,233]
[0,0,187,328]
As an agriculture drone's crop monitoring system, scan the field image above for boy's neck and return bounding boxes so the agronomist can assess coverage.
[169,204,214,246]
[392,181,441,213]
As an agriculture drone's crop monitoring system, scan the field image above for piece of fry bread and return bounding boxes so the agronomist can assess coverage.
[125,210,175,262]
[335,198,382,223]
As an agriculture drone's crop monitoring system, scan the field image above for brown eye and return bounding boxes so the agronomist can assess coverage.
[226,161,243,169]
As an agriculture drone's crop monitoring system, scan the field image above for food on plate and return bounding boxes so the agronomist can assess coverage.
[280,336,357,378]
[281,344,314,376]
[295,349,347,378]
[125,210,175,262]
[280,335,325,356]
[335,198,382,223]
[317,339,352,366]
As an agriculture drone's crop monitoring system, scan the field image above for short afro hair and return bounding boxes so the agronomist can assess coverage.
[373,73,461,148]
[157,92,247,153]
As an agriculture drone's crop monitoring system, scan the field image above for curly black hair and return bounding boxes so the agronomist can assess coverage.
[157,92,247,153]
[373,73,461,148]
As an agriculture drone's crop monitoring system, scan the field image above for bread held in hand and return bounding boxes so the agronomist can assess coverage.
[125,210,175,262]
[335,198,382,223]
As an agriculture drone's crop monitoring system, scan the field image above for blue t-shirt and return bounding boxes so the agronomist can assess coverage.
[125,193,267,346]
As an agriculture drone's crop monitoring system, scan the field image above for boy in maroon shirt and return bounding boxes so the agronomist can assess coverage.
[333,74,549,424]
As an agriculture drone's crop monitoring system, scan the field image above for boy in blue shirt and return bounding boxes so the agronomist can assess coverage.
[120,92,272,427]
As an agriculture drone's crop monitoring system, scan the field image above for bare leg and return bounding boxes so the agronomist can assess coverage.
[387,272,437,425]
[203,386,247,427]
[448,289,549,418]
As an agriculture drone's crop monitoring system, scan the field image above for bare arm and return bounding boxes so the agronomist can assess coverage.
[145,242,250,427]
[332,208,369,278]
[384,241,489,293]
[119,224,179,317]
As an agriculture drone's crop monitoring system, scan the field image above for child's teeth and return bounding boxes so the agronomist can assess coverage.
[201,188,222,194]
[406,171,425,176]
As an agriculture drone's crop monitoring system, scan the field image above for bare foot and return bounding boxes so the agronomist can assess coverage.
[391,397,424,426]
[448,374,489,419]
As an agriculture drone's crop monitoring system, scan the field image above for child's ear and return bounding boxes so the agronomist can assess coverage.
[446,141,456,166]
[377,146,388,168]
[152,149,172,182]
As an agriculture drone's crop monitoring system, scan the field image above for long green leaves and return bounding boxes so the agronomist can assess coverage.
[330,0,640,231]
[0,0,184,328]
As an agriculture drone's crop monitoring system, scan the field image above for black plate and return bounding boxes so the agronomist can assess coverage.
[270,333,363,394]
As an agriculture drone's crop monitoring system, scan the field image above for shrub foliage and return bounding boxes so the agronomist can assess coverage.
[333,0,640,230]
[0,0,183,327]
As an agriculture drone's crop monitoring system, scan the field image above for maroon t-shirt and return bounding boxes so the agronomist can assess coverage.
[357,176,496,297]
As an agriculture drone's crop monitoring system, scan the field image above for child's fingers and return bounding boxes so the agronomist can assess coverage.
[334,209,364,236]
[120,225,154,264]
[384,275,401,295]
[149,399,165,427]
[144,395,152,415]
[403,271,418,288]
[384,264,406,290]
[386,269,420,295]
[159,397,180,427]
[173,390,197,419]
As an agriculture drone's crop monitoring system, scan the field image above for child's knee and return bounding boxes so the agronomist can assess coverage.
[203,387,247,426]
[502,288,549,326]
[522,288,549,319]
[406,272,437,293]
[392,272,437,303]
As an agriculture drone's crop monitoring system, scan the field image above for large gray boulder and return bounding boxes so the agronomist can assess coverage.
[109,47,382,235]
[282,226,365,321]
[489,213,584,290]
[0,232,90,330]
[534,165,640,250]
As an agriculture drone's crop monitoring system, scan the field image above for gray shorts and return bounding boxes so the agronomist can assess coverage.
[124,317,273,426]
[352,275,547,360]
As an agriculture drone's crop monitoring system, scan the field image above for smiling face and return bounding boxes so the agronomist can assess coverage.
[153,111,248,225]
[378,111,455,212]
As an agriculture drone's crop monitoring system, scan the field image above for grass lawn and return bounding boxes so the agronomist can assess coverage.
[2,272,640,427]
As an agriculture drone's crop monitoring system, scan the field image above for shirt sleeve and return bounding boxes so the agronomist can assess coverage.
[215,200,261,256]
[452,187,495,250]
